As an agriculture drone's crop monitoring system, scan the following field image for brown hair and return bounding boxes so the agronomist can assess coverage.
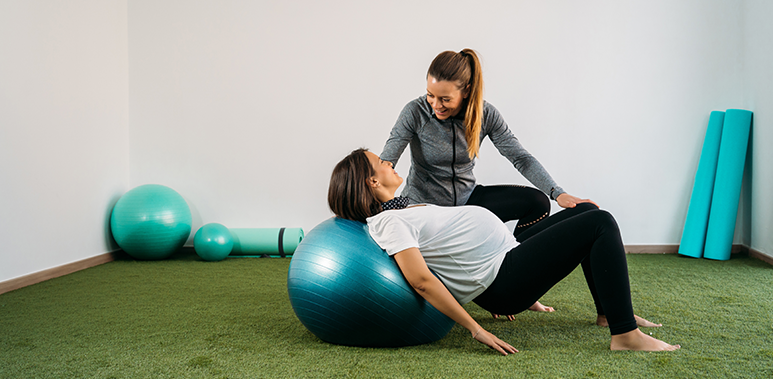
[328,148,382,222]
[427,48,484,159]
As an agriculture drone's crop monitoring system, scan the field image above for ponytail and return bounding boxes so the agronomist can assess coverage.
[460,49,484,159]
[427,48,484,159]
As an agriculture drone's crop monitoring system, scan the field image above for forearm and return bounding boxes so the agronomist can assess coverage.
[380,134,409,167]
[484,105,565,199]
[393,247,480,335]
[380,102,419,167]
[515,156,565,200]
[391,248,517,355]
[414,276,481,334]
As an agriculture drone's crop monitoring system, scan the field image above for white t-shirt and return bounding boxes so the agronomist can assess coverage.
[367,204,518,304]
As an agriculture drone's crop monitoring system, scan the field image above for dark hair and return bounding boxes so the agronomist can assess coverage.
[427,48,484,159]
[328,148,382,222]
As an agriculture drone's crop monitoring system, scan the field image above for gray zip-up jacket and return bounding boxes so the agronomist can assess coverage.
[380,95,565,206]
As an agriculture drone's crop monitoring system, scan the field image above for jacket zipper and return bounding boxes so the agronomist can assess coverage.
[452,122,458,205]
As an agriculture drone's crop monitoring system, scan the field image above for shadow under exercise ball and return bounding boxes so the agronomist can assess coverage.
[110,184,192,260]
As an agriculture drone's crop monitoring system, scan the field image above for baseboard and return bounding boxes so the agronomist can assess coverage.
[625,243,773,267]
[748,247,773,266]
[0,251,122,295]
[625,244,749,255]
[625,245,679,254]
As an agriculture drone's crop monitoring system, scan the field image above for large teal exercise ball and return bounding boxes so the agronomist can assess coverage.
[110,184,192,260]
[287,217,455,347]
[194,223,233,261]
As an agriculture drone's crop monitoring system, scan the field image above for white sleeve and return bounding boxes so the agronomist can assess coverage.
[367,213,420,256]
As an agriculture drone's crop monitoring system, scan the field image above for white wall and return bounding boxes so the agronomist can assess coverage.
[1,0,767,284]
[744,0,773,259]
[0,1,129,283]
[128,0,745,245]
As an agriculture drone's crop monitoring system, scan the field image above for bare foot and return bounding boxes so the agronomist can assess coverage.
[491,301,554,321]
[610,329,680,351]
[528,301,555,313]
[633,315,662,327]
[597,315,662,328]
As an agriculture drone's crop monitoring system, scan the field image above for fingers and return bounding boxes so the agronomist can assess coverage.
[494,339,519,355]
[558,193,600,209]
[491,313,516,321]
[576,198,600,208]
[474,329,519,355]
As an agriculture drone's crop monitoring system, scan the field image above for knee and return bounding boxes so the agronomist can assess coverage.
[518,187,550,214]
[575,202,599,212]
[535,190,551,213]
[592,210,619,232]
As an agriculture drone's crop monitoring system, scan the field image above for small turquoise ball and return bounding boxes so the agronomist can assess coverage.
[194,223,233,261]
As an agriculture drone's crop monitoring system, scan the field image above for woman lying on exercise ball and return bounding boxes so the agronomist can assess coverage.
[327,148,680,355]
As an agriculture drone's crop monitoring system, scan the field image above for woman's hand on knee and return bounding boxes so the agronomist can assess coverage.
[472,328,518,356]
[557,193,598,209]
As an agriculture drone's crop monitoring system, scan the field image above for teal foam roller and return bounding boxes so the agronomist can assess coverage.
[678,111,725,258]
[703,109,753,261]
[230,228,304,257]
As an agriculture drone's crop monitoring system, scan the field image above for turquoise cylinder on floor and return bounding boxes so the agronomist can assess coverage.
[230,228,304,257]
[703,109,753,261]
[678,111,725,258]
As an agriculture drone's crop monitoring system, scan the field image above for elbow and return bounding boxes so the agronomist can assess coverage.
[408,277,431,294]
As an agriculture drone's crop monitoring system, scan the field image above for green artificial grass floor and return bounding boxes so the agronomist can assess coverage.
[1,252,771,378]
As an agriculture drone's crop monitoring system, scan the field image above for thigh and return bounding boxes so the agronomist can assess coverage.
[473,210,605,315]
[466,185,550,224]
[515,202,599,241]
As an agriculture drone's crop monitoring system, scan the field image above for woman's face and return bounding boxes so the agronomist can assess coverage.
[366,151,403,195]
[426,75,468,120]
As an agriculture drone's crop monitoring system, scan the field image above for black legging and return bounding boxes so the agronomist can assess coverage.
[465,185,550,239]
[473,203,638,336]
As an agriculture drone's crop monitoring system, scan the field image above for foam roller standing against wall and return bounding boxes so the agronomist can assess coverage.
[703,109,753,261]
[678,111,725,258]
[230,228,304,257]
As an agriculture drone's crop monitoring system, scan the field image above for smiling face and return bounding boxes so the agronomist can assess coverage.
[426,75,469,120]
[365,151,403,201]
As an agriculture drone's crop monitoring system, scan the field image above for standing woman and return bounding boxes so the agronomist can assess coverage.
[381,49,594,239]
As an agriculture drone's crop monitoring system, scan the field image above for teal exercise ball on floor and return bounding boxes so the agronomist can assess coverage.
[287,217,455,347]
[110,184,192,260]
[194,223,233,261]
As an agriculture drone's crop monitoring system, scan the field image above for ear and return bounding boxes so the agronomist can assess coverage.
[462,84,471,98]
[367,177,379,188]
